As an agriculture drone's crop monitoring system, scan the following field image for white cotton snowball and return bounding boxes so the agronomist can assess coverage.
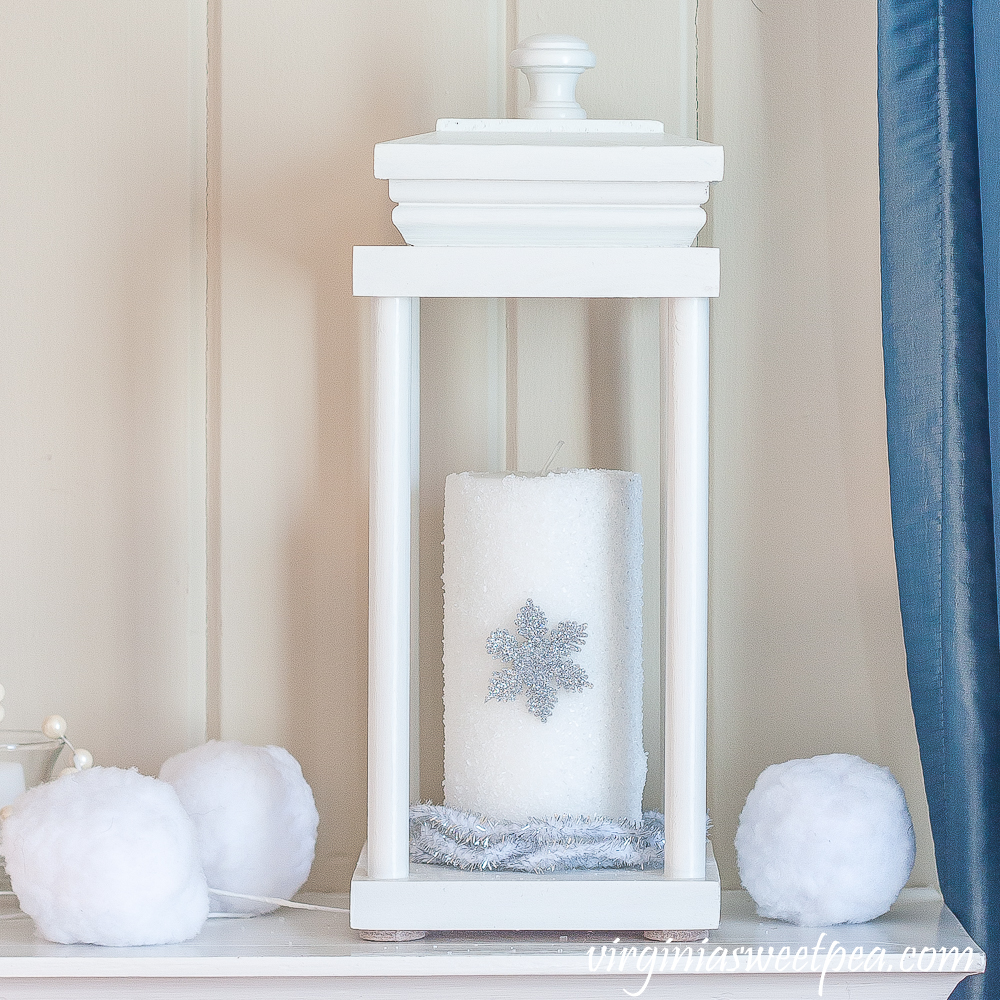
[159,741,319,915]
[1,767,209,946]
[735,754,915,926]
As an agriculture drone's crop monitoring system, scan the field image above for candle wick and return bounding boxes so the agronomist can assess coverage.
[539,440,565,476]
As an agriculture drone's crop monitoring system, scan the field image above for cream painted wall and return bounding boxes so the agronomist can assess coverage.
[215,0,697,889]
[0,1,207,773]
[700,0,936,888]
[0,0,936,894]
[216,0,508,890]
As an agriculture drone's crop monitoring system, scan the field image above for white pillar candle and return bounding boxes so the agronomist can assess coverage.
[443,469,646,822]
[0,762,26,809]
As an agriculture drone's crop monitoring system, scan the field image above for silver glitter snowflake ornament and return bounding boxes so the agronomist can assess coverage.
[485,599,591,722]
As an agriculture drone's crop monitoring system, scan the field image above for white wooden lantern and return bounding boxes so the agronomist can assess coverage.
[351,35,724,938]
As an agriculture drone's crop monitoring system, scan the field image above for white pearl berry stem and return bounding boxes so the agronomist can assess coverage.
[41,715,67,740]
[72,749,93,770]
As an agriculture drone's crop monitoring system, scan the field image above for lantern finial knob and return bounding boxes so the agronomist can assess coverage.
[509,35,595,120]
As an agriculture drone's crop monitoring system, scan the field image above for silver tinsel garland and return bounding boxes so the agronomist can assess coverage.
[409,803,665,873]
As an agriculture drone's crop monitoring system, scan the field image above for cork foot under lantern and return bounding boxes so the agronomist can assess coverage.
[350,34,723,937]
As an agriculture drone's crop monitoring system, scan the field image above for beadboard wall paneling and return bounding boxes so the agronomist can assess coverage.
[0,1,208,774]
[1,0,934,896]
[699,0,937,889]
[216,0,505,891]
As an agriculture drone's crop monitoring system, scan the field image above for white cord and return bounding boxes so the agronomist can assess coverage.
[0,888,349,925]
[207,888,349,913]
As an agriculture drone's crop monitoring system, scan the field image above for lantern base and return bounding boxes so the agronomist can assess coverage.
[350,841,720,933]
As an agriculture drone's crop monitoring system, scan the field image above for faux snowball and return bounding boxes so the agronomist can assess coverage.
[1,767,209,946]
[736,754,915,926]
[160,741,319,915]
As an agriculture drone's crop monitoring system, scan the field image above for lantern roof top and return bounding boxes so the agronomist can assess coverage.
[371,35,723,247]
[375,119,724,184]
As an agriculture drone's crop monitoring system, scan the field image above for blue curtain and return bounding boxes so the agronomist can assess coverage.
[878,3,1000,997]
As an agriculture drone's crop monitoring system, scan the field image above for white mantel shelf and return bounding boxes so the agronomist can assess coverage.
[0,889,982,999]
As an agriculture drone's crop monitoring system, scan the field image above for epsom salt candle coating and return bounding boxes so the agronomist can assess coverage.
[442,469,646,822]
